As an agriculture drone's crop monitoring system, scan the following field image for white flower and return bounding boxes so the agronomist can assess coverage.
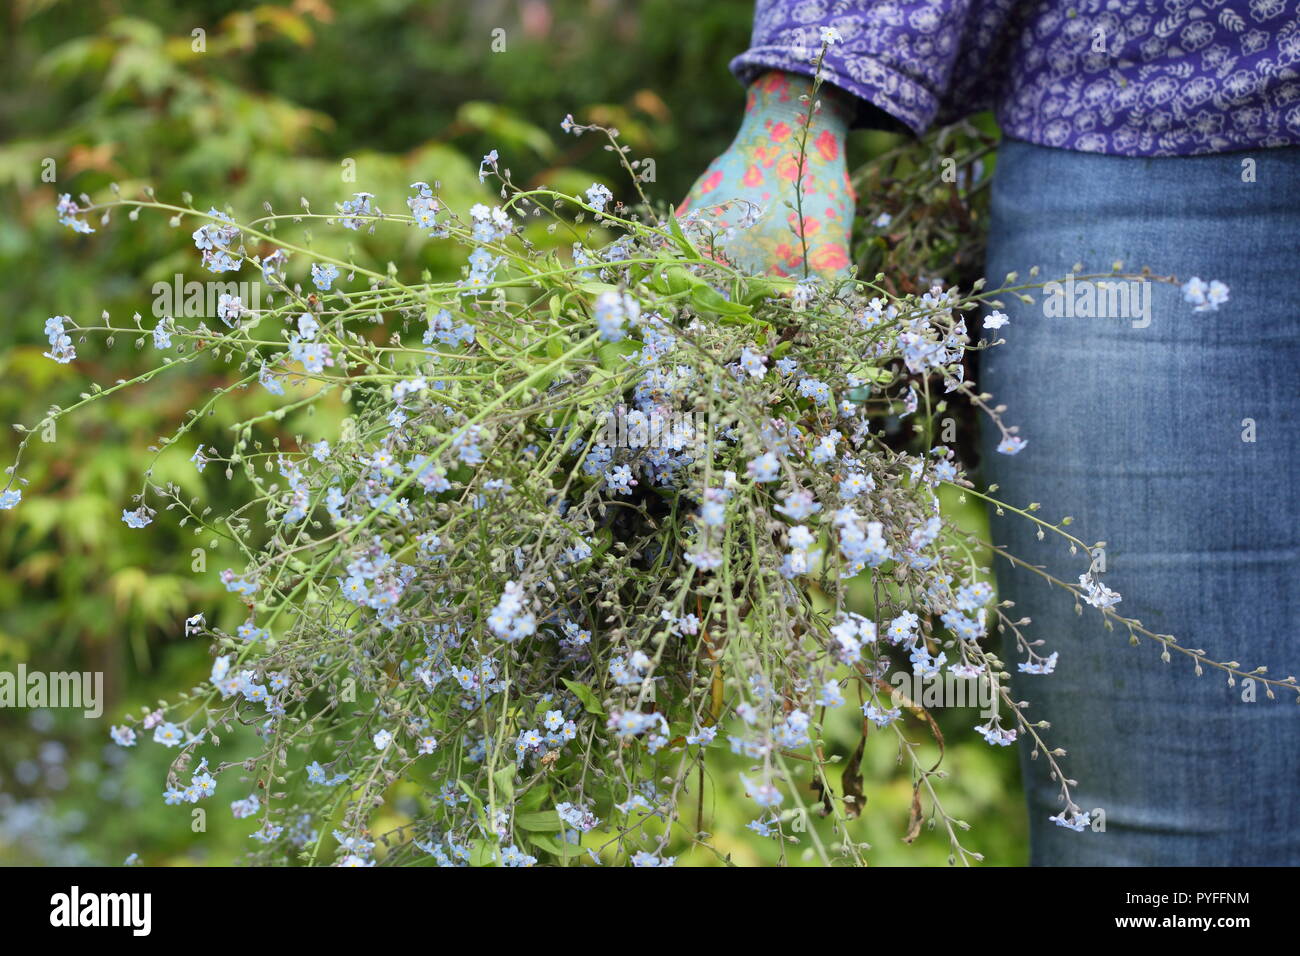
[1182,276,1230,312]
[1078,572,1122,609]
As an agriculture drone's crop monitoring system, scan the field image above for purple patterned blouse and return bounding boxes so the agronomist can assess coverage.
[730,0,1300,156]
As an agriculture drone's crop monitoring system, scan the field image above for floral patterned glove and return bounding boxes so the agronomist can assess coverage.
[678,70,856,279]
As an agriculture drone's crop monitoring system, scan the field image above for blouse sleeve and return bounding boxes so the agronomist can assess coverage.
[729,0,1004,135]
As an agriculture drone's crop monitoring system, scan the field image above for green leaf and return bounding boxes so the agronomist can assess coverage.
[561,678,605,716]
[457,779,487,826]
[515,810,563,832]
[576,280,619,298]
[666,212,702,260]
[516,786,549,813]
[544,331,568,360]
[844,364,894,400]
[689,283,751,317]
[649,265,696,296]
[526,832,571,857]
[596,339,641,372]
[739,276,795,306]
[492,765,516,805]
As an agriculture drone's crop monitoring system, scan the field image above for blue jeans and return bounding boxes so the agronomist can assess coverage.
[979,139,1300,865]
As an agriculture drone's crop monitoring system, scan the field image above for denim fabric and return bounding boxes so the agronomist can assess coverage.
[978,139,1300,864]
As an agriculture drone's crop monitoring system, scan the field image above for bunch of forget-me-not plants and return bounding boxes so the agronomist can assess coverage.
[7,61,1280,866]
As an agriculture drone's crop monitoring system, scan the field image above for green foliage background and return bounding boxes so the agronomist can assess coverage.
[0,0,1023,866]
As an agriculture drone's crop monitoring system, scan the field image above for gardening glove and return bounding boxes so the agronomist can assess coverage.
[678,70,856,280]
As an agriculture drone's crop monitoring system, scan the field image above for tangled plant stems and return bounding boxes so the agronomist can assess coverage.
[13,63,1292,867]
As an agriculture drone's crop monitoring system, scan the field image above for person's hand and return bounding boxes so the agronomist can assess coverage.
[678,71,855,280]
